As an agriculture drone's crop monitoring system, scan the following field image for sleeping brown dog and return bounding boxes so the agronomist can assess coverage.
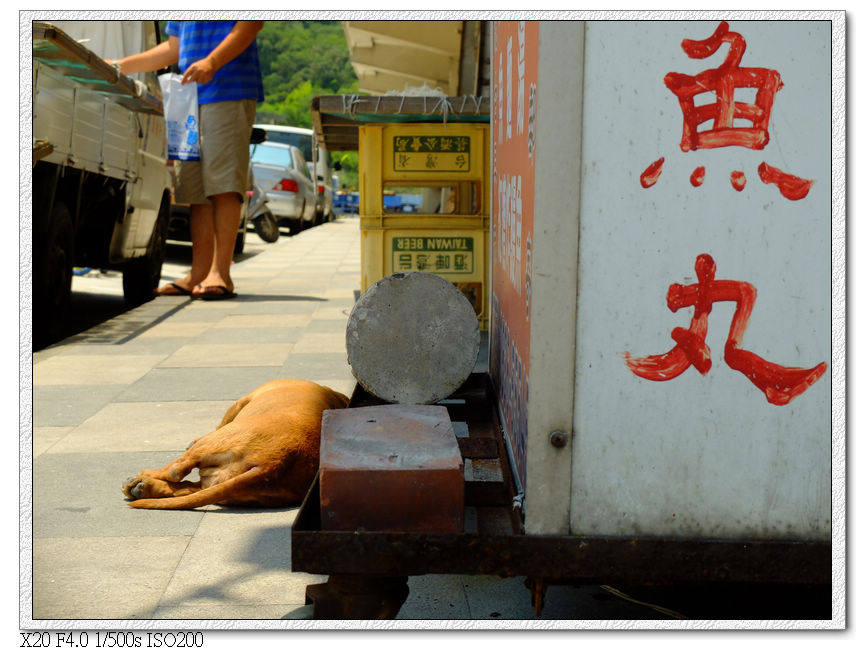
[122,379,349,509]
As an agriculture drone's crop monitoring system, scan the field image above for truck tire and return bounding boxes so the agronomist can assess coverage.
[33,200,74,345]
[123,199,168,305]
[234,222,247,255]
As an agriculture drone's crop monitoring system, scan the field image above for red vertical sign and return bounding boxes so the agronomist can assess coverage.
[491,21,538,488]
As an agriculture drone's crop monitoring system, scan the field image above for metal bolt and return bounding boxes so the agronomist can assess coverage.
[549,430,568,448]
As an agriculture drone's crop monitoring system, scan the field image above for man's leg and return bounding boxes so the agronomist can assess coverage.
[193,192,241,296]
[186,99,253,298]
[155,202,214,294]
[188,202,217,286]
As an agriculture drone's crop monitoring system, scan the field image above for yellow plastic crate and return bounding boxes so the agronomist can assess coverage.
[358,123,490,329]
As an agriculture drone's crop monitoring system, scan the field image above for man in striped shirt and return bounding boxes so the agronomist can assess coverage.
[114,21,264,300]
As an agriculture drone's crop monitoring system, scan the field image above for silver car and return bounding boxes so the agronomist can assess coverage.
[249,142,317,234]
[253,124,340,223]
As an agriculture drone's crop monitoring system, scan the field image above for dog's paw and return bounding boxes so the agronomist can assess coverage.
[122,476,146,500]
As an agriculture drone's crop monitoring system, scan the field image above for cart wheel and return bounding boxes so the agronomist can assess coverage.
[305,575,409,620]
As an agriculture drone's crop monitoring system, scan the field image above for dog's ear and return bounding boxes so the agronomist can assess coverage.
[325,387,350,408]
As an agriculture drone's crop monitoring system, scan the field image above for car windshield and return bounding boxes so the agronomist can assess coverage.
[262,131,313,161]
[250,144,293,168]
[260,130,331,167]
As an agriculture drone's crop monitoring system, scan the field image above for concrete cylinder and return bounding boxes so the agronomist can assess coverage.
[346,272,480,404]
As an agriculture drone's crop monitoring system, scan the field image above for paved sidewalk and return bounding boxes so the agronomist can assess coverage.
[29,216,656,625]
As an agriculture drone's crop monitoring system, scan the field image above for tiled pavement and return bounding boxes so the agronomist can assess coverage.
[27,216,656,626]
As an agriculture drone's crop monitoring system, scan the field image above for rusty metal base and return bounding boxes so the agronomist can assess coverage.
[292,374,831,619]
[305,575,409,620]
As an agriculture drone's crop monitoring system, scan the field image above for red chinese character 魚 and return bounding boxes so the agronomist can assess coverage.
[640,22,814,200]
[664,21,782,152]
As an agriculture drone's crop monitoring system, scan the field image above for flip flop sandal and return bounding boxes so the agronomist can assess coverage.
[197,285,238,301]
[155,282,193,296]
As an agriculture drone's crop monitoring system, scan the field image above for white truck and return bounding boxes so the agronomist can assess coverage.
[32,21,172,343]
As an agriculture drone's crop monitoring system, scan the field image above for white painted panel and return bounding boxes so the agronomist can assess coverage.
[103,101,135,176]
[571,21,832,540]
[33,65,75,158]
[48,20,147,65]
[70,89,106,171]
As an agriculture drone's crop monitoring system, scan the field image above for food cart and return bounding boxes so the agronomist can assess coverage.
[293,18,839,620]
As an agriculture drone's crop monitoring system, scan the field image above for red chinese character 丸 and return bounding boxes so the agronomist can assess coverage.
[624,254,826,406]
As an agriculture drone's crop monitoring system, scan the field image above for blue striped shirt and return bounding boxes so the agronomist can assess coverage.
[165,21,264,105]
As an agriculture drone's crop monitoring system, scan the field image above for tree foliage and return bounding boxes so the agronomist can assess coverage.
[255,21,360,189]
[255,20,358,129]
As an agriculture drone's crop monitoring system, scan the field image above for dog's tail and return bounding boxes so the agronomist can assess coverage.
[127,466,264,510]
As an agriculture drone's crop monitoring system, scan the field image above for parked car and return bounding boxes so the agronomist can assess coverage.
[249,141,317,234]
[253,124,340,223]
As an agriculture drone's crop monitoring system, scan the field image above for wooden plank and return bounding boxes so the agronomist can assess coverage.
[311,94,490,151]
[33,21,162,116]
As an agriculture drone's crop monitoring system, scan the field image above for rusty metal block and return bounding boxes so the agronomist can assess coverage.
[319,405,464,533]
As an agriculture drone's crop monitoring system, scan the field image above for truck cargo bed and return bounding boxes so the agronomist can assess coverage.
[33,21,162,116]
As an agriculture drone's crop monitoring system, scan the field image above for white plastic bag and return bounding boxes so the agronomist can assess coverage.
[158,73,200,161]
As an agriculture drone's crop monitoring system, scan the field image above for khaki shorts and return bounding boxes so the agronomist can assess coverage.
[174,99,256,204]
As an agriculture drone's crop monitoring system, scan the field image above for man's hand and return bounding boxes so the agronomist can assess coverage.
[181,56,217,85]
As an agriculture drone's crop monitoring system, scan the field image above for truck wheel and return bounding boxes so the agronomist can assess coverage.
[123,199,168,305]
[33,200,74,345]
[234,222,247,255]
